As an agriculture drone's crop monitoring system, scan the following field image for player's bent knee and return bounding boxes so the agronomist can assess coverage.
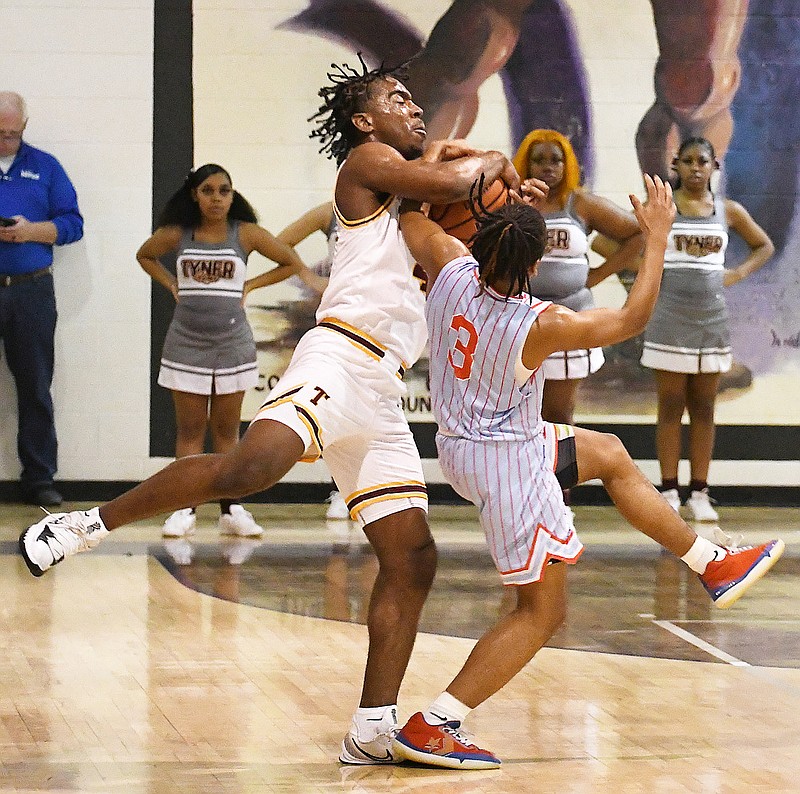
[412,538,437,584]
[518,584,566,636]
[211,453,284,499]
[578,430,629,481]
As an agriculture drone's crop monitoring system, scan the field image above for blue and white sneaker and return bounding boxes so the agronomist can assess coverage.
[19,508,109,577]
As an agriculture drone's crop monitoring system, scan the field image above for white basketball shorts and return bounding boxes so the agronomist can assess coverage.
[252,326,427,527]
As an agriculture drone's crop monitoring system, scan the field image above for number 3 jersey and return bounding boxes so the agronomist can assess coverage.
[426,256,552,442]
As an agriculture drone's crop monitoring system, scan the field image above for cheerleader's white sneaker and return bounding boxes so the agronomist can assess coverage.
[219,504,264,537]
[686,489,719,522]
[162,508,196,538]
[325,491,350,520]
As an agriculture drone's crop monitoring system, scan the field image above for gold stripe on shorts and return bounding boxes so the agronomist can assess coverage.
[295,404,323,456]
[318,318,407,378]
[347,480,428,517]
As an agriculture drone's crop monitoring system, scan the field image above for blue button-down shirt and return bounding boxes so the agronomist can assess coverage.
[0,141,83,275]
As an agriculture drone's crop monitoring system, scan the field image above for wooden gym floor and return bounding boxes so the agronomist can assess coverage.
[0,502,798,793]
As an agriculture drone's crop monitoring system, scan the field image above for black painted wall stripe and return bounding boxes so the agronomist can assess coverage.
[150,0,194,457]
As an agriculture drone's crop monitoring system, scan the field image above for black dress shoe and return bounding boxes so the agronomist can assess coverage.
[28,486,63,507]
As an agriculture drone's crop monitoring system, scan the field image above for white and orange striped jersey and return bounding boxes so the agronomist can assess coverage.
[317,195,427,372]
[426,256,552,442]
[426,256,583,586]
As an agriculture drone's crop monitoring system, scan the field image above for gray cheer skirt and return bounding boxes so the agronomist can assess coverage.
[641,269,731,374]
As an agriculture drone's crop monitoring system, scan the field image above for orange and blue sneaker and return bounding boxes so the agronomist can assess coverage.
[699,538,784,609]
[392,712,500,770]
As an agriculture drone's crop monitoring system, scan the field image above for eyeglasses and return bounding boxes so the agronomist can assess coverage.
[0,130,23,141]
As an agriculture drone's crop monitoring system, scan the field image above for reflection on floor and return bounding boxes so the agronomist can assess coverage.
[1,502,798,792]
[152,506,800,669]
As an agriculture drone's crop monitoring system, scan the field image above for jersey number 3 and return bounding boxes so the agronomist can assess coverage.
[448,315,478,379]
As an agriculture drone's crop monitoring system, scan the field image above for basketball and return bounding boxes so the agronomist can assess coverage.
[428,178,509,246]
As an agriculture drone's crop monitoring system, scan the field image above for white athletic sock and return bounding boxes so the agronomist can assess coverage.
[353,705,397,741]
[681,536,727,574]
[424,692,471,725]
[86,507,109,532]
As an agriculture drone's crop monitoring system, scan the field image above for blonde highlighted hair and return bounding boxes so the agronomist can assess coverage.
[512,129,581,209]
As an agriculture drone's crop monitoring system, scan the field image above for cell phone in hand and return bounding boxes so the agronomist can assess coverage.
[0,216,16,227]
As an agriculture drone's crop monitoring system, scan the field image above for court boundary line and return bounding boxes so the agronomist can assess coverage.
[652,619,750,666]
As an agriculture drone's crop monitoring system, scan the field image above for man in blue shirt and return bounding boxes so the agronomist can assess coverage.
[0,91,84,506]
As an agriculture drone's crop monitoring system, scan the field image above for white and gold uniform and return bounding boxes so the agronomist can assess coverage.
[253,193,428,526]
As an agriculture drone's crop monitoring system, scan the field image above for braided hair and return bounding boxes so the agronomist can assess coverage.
[469,176,547,300]
[309,53,408,166]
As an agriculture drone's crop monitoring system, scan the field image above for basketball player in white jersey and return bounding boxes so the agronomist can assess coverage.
[390,174,784,769]
[19,56,531,765]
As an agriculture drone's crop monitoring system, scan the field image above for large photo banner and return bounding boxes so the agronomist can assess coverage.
[172,0,800,482]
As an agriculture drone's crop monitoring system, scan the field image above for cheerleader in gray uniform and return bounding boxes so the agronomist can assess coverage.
[640,138,773,520]
[137,164,309,538]
[512,129,644,433]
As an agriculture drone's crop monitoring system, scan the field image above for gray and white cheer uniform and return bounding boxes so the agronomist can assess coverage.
[159,221,259,394]
[641,199,732,373]
[530,194,604,380]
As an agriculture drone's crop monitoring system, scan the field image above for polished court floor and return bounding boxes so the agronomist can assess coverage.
[1,501,798,793]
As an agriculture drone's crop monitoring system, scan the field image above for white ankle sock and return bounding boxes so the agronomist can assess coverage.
[353,705,397,741]
[424,692,471,725]
[86,507,110,533]
[681,536,726,574]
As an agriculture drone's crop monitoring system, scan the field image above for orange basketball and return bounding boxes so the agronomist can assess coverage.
[428,178,509,246]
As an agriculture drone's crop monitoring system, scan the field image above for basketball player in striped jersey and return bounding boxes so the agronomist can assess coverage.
[19,56,529,765]
[390,174,784,769]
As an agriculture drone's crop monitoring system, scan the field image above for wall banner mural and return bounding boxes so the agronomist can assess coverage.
[152,0,799,487]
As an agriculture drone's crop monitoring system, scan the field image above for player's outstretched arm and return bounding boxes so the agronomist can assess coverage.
[620,173,674,323]
[399,198,469,290]
[523,175,674,369]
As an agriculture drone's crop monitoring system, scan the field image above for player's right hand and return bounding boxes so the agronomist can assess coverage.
[519,177,549,208]
[629,174,675,241]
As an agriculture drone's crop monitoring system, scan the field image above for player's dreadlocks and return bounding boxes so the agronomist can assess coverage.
[469,175,548,300]
[309,53,408,166]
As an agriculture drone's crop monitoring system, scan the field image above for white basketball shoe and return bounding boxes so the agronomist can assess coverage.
[219,504,264,537]
[325,491,350,520]
[339,708,399,765]
[19,508,110,576]
[162,508,197,538]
